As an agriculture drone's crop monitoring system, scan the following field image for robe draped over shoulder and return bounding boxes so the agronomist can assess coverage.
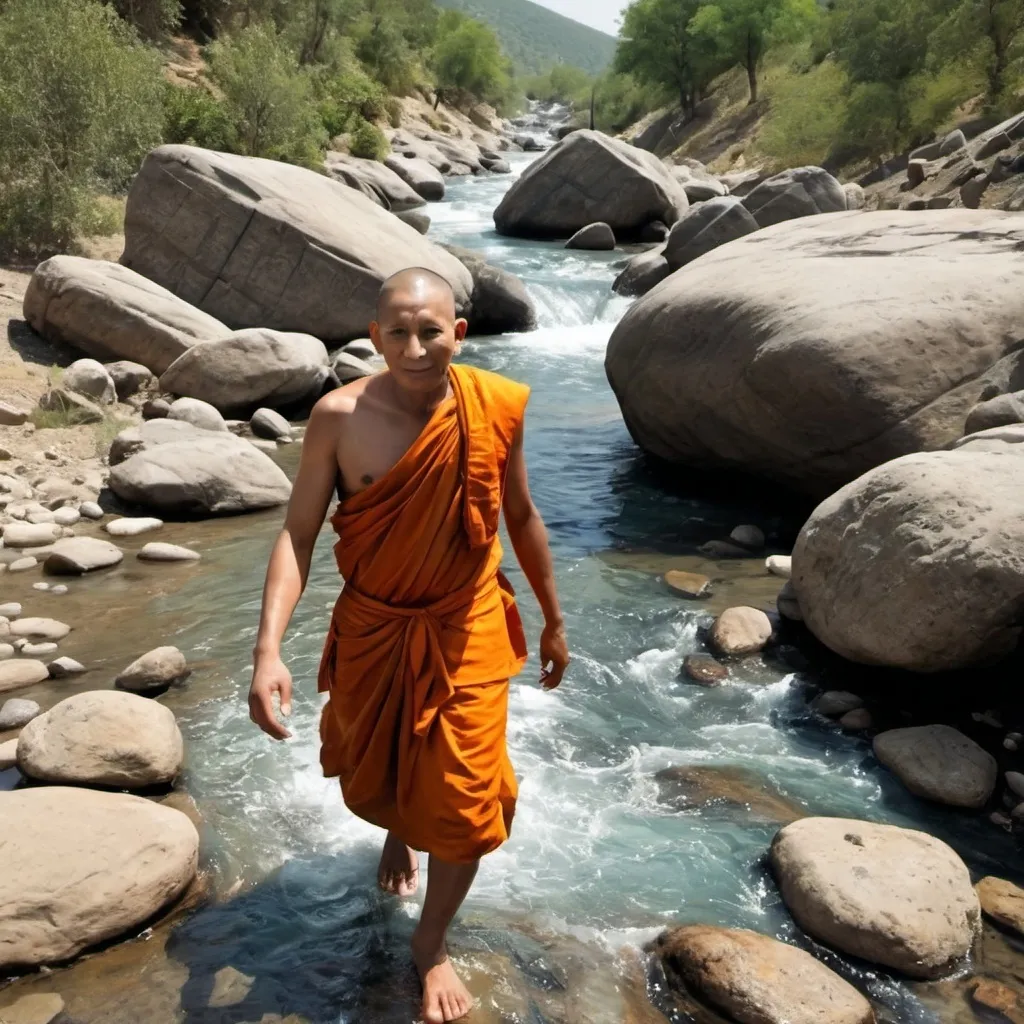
[317,363,530,862]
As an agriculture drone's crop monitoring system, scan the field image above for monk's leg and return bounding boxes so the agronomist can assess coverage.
[377,830,420,897]
[411,856,478,1023]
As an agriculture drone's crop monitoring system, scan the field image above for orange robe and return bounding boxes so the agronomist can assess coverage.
[317,364,530,863]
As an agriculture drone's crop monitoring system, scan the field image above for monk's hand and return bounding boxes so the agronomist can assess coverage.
[248,653,293,740]
[539,622,569,690]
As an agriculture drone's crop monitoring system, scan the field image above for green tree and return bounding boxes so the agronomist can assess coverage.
[208,23,327,164]
[108,0,182,38]
[615,0,720,117]
[432,10,511,105]
[354,0,438,94]
[689,0,817,103]
[931,0,1024,102]
[0,0,164,258]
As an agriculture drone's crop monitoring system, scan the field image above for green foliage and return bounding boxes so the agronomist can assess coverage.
[108,0,183,38]
[435,0,617,76]
[163,83,234,149]
[523,64,593,103]
[354,0,437,94]
[0,0,164,259]
[316,66,390,137]
[208,22,327,165]
[348,116,389,158]
[432,9,512,105]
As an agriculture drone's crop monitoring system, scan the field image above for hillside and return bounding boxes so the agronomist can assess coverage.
[436,0,616,75]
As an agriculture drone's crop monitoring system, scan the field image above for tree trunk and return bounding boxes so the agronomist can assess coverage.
[746,34,758,104]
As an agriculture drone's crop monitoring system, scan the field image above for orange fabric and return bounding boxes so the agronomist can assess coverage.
[317,364,530,863]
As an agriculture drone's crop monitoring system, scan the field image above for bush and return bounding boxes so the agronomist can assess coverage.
[348,118,389,160]
[0,0,164,260]
[163,83,234,149]
[110,0,182,39]
[317,69,390,137]
[208,23,327,166]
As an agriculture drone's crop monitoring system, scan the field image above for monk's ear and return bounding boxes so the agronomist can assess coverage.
[453,318,468,343]
[369,321,383,354]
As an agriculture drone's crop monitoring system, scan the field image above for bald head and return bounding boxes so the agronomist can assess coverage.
[377,267,456,320]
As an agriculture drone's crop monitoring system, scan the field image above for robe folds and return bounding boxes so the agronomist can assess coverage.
[317,364,530,863]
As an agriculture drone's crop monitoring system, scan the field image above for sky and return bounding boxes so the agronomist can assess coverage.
[530,0,625,37]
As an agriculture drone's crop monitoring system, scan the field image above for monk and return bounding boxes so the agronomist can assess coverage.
[248,267,569,1023]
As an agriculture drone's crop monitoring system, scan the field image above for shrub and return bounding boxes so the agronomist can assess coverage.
[0,0,164,260]
[163,83,234,150]
[110,0,182,39]
[348,118,389,160]
[208,23,327,166]
[317,69,390,137]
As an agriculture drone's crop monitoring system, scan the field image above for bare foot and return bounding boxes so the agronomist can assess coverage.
[377,831,419,897]
[412,931,473,1023]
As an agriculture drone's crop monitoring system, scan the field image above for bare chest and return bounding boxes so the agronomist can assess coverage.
[335,407,438,498]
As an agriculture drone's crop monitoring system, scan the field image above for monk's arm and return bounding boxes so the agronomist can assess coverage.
[503,421,570,689]
[249,399,340,739]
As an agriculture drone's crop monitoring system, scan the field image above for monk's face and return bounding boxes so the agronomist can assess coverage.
[371,283,468,394]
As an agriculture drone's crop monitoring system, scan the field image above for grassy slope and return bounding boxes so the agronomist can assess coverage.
[436,0,616,75]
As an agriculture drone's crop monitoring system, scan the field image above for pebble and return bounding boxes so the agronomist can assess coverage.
[78,501,104,520]
[0,697,41,729]
[52,507,81,527]
[699,539,751,559]
[103,517,163,538]
[1007,771,1024,801]
[137,542,201,563]
[32,582,50,591]
[10,617,71,641]
[26,510,57,524]
[0,603,20,618]
[50,584,68,595]
[0,644,14,661]
[765,554,792,578]
[664,570,710,599]
[22,642,58,656]
[970,979,1022,1019]
[12,638,26,651]
[48,656,85,678]
[10,556,38,572]
[2,522,61,547]
[682,654,729,686]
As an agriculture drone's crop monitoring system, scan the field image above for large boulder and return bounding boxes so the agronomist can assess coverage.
[167,396,227,432]
[566,223,615,250]
[964,389,1024,434]
[654,925,874,1024]
[494,130,689,240]
[109,427,291,515]
[605,210,1024,496]
[742,166,848,228]
[324,152,426,212]
[23,256,227,376]
[120,146,472,345]
[62,358,116,405]
[665,197,759,271]
[613,246,671,298]
[384,155,446,202]
[443,246,537,335]
[159,329,329,414]
[770,817,980,979]
[109,418,216,465]
[0,787,198,970]
[17,690,184,788]
[792,447,1024,671]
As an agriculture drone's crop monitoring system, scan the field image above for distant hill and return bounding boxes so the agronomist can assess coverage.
[436,0,617,76]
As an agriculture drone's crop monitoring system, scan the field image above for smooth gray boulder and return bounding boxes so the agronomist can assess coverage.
[612,246,670,298]
[160,329,329,414]
[742,166,848,228]
[115,646,190,695]
[105,360,156,400]
[109,430,291,515]
[566,223,615,250]
[964,390,1024,434]
[63,359,115,404]
[331,351,376,385]
[167,397,227,432]
[121,146,472,345]
[109,418,217,466]
[384,155,445,201]
[250,408,292,441]
[23,256,227,376]
[793,447,1024,671]
[324,152,426,212]
[44,537,123,575]
[443,246,538,335]
[0,698,41,729]
[605,210,1024,496]
[494,130,689,240]
[665,196,759,271]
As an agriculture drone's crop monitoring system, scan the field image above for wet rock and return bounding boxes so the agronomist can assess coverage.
[777,581,803,622]
[51,506,80,527]
[0,660,50,694]
[0,603,22,618]
[63,358,115,405]
[976,876,1024,937]
[167,396,227,432]
[566,223,616,250]
[0,993,64,1024]
[106,359,157,400]
[1,644,17,660]
[654,925,875,1024]
[137,542,200,562]
[2,522,62,548]
[765,555,792,578]
[612,246,671,298]
[9,556,38,572]
[840,708,873,731]
[770,816,979,978]
[873,725,996,808]
[442,244,538,336]
[44,537,123,575]
[0,697,41,729]
[78,501,104,520]
[22,642,58,657]
[115,646,190,695]
[664,570,710,598]
[49,585,67,596]
[682,655,728,686]
[710,607,772,656]
[160,329,329,414]
[104,516,163,538]
[17,690,183,787]
[656,765,805,823]
[10,618,71,641]
[810,691,863,717]
[251,408,293,441]
[969,978,1023,1021]
[699,539,751,559]
[48,657,85,678]
[0,787,198,970]
[209,965,256,1008]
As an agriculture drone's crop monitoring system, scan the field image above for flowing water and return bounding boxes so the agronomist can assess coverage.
[4,122,1023,1023]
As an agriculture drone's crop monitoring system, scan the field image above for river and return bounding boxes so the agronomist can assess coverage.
[5,132,1022,1023]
